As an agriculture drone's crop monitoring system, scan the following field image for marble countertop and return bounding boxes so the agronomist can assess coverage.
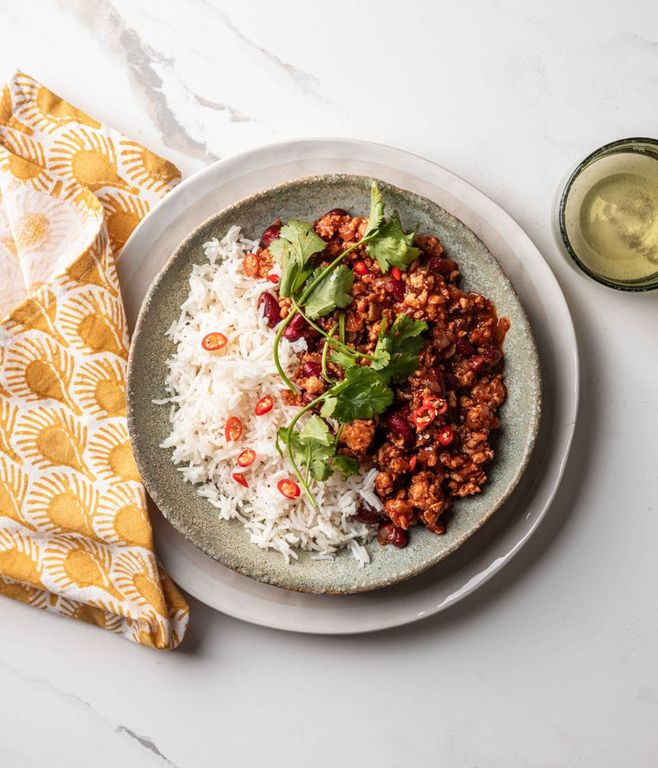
[1,1,657,766]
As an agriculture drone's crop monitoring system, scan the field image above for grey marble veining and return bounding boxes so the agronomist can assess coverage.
[1,0,658,766]
[62,0,220,162]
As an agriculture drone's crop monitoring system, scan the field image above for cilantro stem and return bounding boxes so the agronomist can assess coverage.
[338,312,346,344]
[321,322,338,383]
[273,312,297,392]
[291,298,376,362]
[298,238,369,304]
[273,234,376,392]
[285,393,328,508]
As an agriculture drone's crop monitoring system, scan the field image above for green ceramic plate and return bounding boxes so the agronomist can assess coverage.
[127,175,541,594]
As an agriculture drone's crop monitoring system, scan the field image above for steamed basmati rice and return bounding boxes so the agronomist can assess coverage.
[157,226,377,564]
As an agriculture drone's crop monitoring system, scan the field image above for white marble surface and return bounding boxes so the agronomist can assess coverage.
[0,0,657,766]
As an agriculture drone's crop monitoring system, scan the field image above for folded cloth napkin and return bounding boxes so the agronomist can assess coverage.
[0,71,189,649]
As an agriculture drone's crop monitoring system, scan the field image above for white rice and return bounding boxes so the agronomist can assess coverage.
[157,226,377,564]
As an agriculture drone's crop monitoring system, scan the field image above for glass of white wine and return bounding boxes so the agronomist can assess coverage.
[557,138,658,291]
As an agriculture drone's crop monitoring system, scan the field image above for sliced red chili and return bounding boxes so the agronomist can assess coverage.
[277,478,300,499]
[242,253,260,277]
[224,416,243,442]
[438,425,454,446]
[409,455,417,472]
[255,395,274,416]
[237,449,256,468]
[411,403,437,430]
[201,332,228,352]
[424,396,448,415]
[353,261,368,276]
[391,266,402,281]
[232,472,249,488]
[267,273,280,284]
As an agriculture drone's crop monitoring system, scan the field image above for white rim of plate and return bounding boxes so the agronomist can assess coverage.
[120,138,579,634]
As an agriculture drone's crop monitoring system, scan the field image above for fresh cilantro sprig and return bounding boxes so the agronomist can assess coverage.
[303,265,353,319]
[363,184,420,273]
[321,367,394,422]
[278,415,360,486]
[372,315,427,383]
[271,181,419,391]
[280,314,428,506]
[268,182,426,505]
[330,315,427,382]
[270,221,326,298]
[324,316,427,421]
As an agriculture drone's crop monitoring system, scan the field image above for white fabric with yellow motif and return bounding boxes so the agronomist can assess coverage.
[0,71,189,649]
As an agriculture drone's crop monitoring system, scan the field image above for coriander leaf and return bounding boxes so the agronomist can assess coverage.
[390,314,427,345]
[382,349,422,382]
[370,319,391,370]
[329,349,357,370]
[278,220,327,261]
[363,181,385,237]
[303,265,354,319]
[300,415,332,446]
[367,211,420,273]
[320,397,337,418]
[280,416,335,482]
[310,458,333,481]
[270,220,326,298]
[369,347,390,371]
[375,314,427,383]
[332,455,360,478]
[324,366,393,423]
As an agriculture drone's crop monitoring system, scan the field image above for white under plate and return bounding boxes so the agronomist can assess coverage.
[119,138,579,634]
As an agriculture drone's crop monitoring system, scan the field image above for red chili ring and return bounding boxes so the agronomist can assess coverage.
[277,478,300,499]
[225,416,243,442]
[232,472,249,488]
[201,332,228,352]
[255,395,274,416]
[424,396,448,416]
[411,404,437,430]
[438,425,454,446]
[237,449,256,468]
[242,253,260,277]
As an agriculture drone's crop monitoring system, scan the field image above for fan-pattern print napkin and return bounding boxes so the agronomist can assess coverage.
[0,71,189,649]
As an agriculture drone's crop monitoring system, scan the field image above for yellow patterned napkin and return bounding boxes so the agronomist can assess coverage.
[0,71,189,649]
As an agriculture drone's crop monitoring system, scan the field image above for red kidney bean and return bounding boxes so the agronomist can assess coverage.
[260,221,281,248]
[456,338,474,357]
[301,361,321,377]
[325,208,348,216]
[356,502,380,524]
[470,355,489,375]
[470,347,502,374]
[482,346,502,367]
[445,372,461,390]
[390,526,408,548]
[431,367,446,396]
[387,412,414,447]
[283,313,307,341]
[377,522,395,545]
[428,256,458,274]
[387,278,405,302]
[257,292,281,327]
[377,522,408,548]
